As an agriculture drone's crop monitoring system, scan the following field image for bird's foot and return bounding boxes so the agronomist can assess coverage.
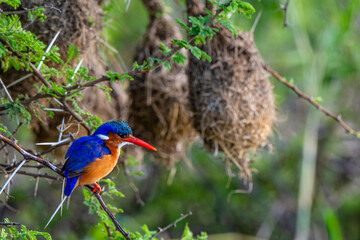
[92,182,101,194]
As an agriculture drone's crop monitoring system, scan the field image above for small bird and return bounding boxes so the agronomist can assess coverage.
[45,120,156,229]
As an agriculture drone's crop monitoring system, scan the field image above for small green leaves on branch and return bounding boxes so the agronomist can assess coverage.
[172,52,187,66]
[0,218,51,240]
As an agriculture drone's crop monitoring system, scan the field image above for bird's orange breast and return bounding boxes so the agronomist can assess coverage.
[79,134,121,186]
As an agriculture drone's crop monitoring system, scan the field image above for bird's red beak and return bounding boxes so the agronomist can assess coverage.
[123,135,157,151]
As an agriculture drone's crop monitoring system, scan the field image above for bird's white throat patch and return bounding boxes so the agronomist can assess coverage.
[118,142,132,149]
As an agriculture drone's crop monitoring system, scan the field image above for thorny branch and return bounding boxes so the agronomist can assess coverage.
[0,134,130,239]
[0,168,61,181]
[89,186,131,240]
[150,211,193,240]
[0,222,20,226]
[263,65,359,137]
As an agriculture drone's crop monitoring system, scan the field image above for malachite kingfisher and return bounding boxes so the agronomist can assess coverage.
[45,120,156,229]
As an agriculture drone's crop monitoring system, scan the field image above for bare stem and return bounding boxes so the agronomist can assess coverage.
[150,211,193,240]
[263,64,359,137]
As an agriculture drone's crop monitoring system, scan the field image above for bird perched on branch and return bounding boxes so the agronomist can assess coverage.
[45,120,156,229]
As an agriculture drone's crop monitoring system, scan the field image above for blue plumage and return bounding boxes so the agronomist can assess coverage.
[62,135,111,196]
[45,120,156,229]
[93,120,132,137]
[64,170,78,196]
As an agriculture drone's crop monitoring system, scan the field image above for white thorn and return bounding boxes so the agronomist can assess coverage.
[0,159,26,195]
[44,196,67,230]
[37,29,62,70]
[71,58,84,80]
[5,73,32,89]
[58,117,65,142]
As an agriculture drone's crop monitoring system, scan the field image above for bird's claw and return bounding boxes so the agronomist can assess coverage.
[92,182,101,194]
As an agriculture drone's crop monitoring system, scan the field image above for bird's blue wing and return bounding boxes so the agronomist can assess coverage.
[62,136,111,176]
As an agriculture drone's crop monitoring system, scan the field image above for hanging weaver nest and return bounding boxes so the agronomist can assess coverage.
[129,0,194,164]
[187,5,275,181]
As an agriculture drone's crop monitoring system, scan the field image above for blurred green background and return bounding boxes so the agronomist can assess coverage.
[2,0,360,239]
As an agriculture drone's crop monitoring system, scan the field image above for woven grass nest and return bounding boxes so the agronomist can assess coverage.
[129,0,194,164]
[187,23,275,181]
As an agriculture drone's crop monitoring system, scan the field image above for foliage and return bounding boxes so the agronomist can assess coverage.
[0,219,51,240]
[0,0,256,239]
[1,0,360,239]
[82,179,205,240]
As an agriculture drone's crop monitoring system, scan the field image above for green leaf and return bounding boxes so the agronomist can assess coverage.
[216,18,238,37]
[133,61,141,70]
[159,43,172,56]
[163,61,171,70]
[105,71,122,83]
[176,18,190,31]
[171,39,189,49]
[181,223,193,240]
[0,0,21,9]
[130,170,145,177]
[173,52,187,66]
[313,96,323,103]
[322,207,344,240]
[141,224,156,237]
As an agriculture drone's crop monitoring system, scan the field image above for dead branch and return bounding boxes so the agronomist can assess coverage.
[150,211,192,240]
[263,64,359,137]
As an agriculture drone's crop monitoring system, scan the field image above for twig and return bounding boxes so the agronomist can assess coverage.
[28,62,51,88]
[61,99,92,135]
[89,186,131,240]
[0,5,61,15]
[150,211,192,240]
[0,169,61,181]
[279,0,291,27]
[0,222,21,226]
[263,64,359,137]
[0,134,61,174]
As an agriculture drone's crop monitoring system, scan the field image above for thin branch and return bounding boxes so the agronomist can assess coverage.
[0,222,21,226]
[263,64,359,137]
[0,134,61,174]
[89,186,131,240]
[0,5,61,15]
[150,211,193,240]
[279,0,291,27]
[61,98,92,135]
[0,169,61,181]
[28,62,51,88]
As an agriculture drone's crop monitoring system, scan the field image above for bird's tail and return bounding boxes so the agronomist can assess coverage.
[44,174,78,229]
[64,169,78,197]
[44,196,67,229]
[64,175,78,196]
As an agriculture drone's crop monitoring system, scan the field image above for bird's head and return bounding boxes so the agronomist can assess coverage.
[93,120,156,151]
